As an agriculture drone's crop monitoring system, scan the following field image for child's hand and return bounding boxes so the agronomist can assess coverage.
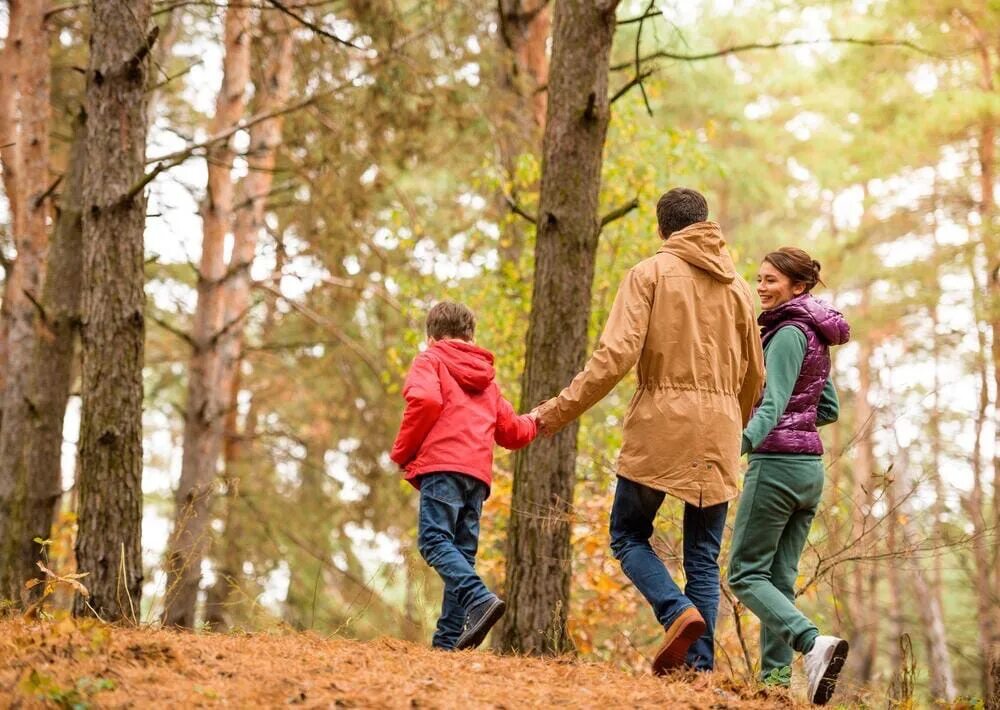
[529,407,551,437]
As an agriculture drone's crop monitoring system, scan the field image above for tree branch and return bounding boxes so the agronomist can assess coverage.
[150,313,196,348]
[632,0,656,116]
[503,193,537,224]
[263,0,365,50]
[610,37,945,71]
[32,175,64,209]
[599,197,639,229]
[610,69,654,105]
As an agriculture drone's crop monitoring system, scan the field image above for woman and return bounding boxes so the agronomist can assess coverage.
[727,247,851,706]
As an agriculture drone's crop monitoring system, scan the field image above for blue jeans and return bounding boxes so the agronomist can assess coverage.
[416,472,493,650]
[609,476,728,670]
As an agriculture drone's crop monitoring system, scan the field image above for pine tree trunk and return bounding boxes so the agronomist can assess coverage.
[16,113,87,605]
[162,7,252,628]
[73,0,152,621]
[0,0,25,406]
[496,0,620,655]
[848,326,876,682]
[967,268,994,698]
[494,0,550,265]
[0,0,50,602]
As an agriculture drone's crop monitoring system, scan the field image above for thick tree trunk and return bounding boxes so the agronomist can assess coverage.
[496,0,620,655]
[73,0,152,621]
[14,113,87,605]
[0,0,50,602]
[162,7,252,628]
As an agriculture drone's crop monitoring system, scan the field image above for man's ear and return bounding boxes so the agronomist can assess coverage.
[427,336,438,345]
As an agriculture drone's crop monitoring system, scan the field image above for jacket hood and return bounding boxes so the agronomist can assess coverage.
[430,339,496,392]
[658,221,736,284]
[759,294,851,346]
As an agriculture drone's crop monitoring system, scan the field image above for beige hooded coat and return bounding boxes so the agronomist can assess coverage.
[536,221,765,507]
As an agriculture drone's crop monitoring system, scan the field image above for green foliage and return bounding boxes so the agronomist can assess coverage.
[18,670,115,710]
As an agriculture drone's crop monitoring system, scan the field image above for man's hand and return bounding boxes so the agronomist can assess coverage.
[529,403,553,437]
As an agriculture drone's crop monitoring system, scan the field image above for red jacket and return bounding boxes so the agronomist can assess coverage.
[390,339,536,491]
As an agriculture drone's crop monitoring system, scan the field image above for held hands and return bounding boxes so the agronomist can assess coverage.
[528,400,553,437]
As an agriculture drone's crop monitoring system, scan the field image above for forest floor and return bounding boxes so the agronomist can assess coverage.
[0,617,806,709]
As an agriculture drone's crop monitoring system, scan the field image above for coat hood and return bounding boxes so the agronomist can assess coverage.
[429,339,496,392]
[758,294,851,346]
[658,221,736,284]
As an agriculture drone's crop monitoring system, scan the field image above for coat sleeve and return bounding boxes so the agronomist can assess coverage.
[494,394,537,450]
[816,375,839,426]
[743,327,806,449]
[737,293,766,427]
[535,267,655,434]
[390,354,443,468]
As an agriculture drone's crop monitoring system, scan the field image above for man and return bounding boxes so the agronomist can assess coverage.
[533,188,764,674]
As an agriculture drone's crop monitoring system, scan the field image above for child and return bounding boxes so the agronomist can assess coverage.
[390,301,537,651]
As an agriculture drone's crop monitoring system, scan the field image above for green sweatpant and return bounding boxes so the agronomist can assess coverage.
[728,454,824,679]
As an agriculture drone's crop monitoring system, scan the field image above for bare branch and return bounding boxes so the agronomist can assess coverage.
[610,37,946,72]
[503,193,538,225]
[32,175,64,209]
[610,69,654,105]
[150,313,196,348]
[263,0,364,50]
[599,197,639,229]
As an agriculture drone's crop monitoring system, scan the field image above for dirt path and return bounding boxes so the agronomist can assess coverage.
[1,618,800,708]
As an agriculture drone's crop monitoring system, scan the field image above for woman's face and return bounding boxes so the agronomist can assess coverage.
[757,260,805,310]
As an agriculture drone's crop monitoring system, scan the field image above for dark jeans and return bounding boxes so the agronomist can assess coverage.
[416,472,493,650]
[609,476,728,671]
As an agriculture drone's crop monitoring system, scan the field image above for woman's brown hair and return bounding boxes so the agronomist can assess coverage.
[763,247,824,292]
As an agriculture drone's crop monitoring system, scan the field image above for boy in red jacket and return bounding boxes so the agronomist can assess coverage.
[390,301,537,650]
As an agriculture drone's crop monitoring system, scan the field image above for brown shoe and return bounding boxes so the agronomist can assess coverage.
[651,607,706,675]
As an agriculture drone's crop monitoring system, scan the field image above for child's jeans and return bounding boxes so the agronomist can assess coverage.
[416,472,493,649]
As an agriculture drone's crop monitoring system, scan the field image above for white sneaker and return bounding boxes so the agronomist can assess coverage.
[804,635,849,705]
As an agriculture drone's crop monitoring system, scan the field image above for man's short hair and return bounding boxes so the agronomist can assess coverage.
[656,188,709,237]
[426,301,475,341]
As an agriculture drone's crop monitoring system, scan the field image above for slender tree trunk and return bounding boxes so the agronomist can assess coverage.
[495,0,551,265]
[0,0,50,602]
[885,476,904,686]
[73,0,152,621]
[967,257,994,698]
[0,0,25,405]
[848,309,876,682]
[496,0,621,655]
[162,7,252,628]
[217,9,293,436]
[16,113,87,604]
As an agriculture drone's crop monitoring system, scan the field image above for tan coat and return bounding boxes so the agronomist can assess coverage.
[536,221,765,507]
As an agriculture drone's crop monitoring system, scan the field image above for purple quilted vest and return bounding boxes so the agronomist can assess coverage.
[753,294,850,455]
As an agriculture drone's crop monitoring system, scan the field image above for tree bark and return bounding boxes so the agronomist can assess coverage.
[494,0,551,265]
[162,6,252,628]
[0,0,25,405]
[495,0,620,655]
[0,0,50,602]
[73,0,152,621]
[14,112,87,605]
[847,308,876,682]
[967,258,994,698]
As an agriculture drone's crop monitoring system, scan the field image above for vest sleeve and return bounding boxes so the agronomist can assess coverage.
[816,375,839,426]
[743,326,806,449]
[534,267,655,434]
